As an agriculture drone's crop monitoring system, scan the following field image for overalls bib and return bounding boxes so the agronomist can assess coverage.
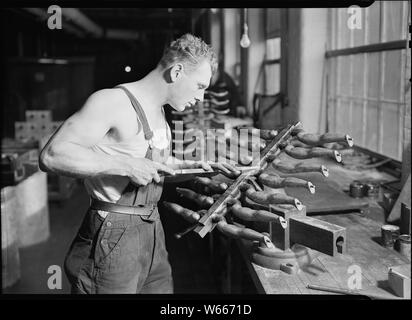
[64,86,173,294]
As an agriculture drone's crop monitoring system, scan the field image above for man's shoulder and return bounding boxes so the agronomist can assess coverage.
[88,87,126,104]
[79,87,134,125]
[84,88,133,114]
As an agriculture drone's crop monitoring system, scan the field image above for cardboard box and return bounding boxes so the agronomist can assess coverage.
[14,122,29,141]
[388,264,411,298]
[15,122,41,142]
[15,120,61,142]
[25,110,52,124]
[27,123,41,141]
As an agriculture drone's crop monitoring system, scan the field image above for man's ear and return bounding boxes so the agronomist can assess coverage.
[169,63,184,82]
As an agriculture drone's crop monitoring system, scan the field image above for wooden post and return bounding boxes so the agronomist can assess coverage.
[220,9,225,69]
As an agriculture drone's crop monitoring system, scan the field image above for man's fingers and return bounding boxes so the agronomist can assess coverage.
[222,162,241,176]
[152,172,161,183]
[153,162,175,175]
[211,162,230,174]
[142,171,153,180]
[183,161,213,171]
[131,176,150,186]
[200,161,213,171]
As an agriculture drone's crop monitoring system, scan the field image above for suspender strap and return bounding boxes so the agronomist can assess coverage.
[116,85,154,141]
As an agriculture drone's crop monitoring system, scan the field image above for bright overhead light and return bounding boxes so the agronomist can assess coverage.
[240,24,251,48]
[125,66,131,72]
[240,9,251,48]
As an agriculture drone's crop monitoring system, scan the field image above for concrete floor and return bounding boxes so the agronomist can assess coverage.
[3,181,219,294]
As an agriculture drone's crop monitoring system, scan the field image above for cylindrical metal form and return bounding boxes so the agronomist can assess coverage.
[381,224,400,248]
[397,234,411,260]
[349,180,364,198]
[364,181,380,199]
[400,203,411,235]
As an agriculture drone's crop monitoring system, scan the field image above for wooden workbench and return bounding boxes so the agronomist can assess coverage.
[236,211,409,297]
[231,157,409,298]
[204,148,409,297]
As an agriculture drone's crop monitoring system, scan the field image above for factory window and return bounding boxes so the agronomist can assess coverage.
[326,1,410,161]
[264,8,282,95]
[264,37,281,95]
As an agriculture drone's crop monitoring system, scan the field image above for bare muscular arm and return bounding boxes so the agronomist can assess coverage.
[39,89,174,186]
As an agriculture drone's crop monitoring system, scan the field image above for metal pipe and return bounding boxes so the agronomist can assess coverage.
[106,29,140,41]
[63,8,103,37]
[24,8,139,41]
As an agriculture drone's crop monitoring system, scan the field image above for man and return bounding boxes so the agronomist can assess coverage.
[39,33,237,294]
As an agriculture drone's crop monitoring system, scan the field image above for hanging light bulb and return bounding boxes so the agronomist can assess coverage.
[240,9,251,48]
[240,23,251,48]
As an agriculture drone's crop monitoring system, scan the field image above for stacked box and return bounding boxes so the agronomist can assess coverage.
[25,110,52,124]
[14,122,29,142]
[15,110,62,142]
[27,123,40,141]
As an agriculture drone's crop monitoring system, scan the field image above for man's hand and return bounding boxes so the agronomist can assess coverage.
[125,158,175,185]
[167,158,241,179]
[168,159,213,171]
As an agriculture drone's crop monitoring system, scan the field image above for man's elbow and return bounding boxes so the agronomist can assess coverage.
[39,145,59,173]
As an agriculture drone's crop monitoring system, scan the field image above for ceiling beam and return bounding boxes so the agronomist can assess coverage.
[23,8,141,41]
[23,8,85,37]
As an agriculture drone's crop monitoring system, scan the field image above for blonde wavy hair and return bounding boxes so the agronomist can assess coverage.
[158,33,218,75]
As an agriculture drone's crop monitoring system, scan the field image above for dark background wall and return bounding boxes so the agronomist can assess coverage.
[0,8,200,138]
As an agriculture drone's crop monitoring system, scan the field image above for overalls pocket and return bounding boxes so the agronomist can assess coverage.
[94,221,128,269]
[64,209,104,283]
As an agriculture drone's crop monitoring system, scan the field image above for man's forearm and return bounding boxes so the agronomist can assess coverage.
[40,141,131,179]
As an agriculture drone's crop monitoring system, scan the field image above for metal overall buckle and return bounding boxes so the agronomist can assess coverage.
[148,139,154,149]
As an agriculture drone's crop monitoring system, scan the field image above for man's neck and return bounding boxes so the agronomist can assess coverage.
[130,68,168,114]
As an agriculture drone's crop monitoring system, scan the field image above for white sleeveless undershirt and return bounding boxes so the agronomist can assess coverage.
[84,125,170,205]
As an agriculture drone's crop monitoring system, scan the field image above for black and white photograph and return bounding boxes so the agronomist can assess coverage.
[0,1,411,305]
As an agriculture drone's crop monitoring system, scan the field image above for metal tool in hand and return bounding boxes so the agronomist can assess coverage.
[162,165,259,183]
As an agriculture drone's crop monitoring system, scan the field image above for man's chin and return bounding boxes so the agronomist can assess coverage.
[172,104,186,112]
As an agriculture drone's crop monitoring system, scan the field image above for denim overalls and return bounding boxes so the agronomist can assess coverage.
[64,86,173,294]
